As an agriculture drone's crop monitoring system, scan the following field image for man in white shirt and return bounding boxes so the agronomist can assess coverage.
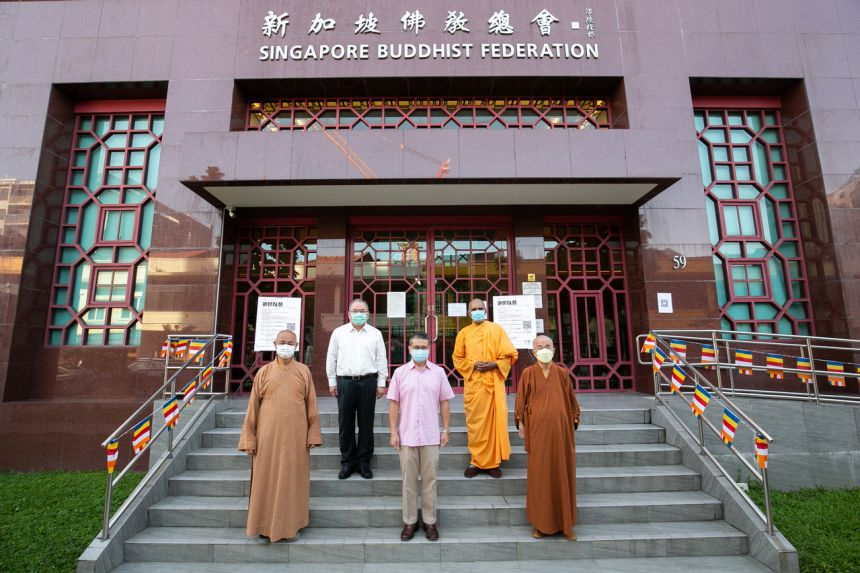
[326,298,388,479]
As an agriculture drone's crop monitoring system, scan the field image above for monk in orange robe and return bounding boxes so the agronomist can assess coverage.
[515,334,580,541]
[453,298,518,478]
[238,329,322,542]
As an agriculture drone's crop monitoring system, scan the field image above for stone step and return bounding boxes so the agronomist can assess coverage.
[201,424,665,449]
[148,491,722,528]
[216,407,651,429]
[170,465,702,498]
[186,444,682,472]
[111,555,774,573]
[123,522,748,563]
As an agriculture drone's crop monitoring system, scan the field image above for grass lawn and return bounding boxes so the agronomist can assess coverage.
[749,484,860,573]
[0,471,143,573]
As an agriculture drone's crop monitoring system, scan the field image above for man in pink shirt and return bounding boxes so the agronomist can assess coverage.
[388,331,454,542]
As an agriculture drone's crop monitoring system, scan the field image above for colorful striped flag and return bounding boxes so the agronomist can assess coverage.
[700,344,716,369]
[181,379,198,407]
[640,332,656,354]
[173,339,189,359]
[200,365,214,390]
[106,439,119,474]
[160,339,171,358]
[796,356,812,383]
[669,339,687,363]
[690,383,712,417]
[721,408,740,447]
[766,354,784,379]
[131,416,152,454]
[754,434,769,469]
[189,340,206,363]
[735,349,753,375]
[670,365,686,394]
[856,365,860,378]
[652,347,669,374]
[162,396,180,428]
[826,361,845,387]
[217,344,232,368]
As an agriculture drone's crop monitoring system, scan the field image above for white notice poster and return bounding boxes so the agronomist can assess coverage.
[448,302,467,317]
[522,281,543,308]
[492,295,537,349]
[387,291,406,318]
[255,296,302,351]
[535,319,544,333]
[657,292,674,314]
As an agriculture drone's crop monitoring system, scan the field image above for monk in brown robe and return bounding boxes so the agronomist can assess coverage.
[453,298,518,478]
[238,329,322,542]
[515,334,581,541]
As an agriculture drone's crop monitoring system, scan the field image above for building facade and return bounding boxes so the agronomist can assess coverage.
[0,0,858,469]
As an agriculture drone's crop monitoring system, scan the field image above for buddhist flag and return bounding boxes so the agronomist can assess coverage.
[721,408,740,447]
[189,340,205,363]
[131,416,152,454]
[640,332,656,354]
[826,361,845,387]
[754,434,769,469]
[181,379,198,407]
[217,344,232,368]
[106,439,119,474]
[162,396,180,428]
[690,383,712,417]
[160,339,171,358]
[766,354,784,379]
[174,339,189,359]
[701,344,716,369]
[796,356,812,383]
[200,365,213,390]
[735,349,753,375]
[652,347,669,374]
[669,339,687,363]
[670,365,686,394]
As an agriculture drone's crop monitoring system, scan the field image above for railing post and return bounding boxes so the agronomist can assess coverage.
[101,471,114,540]
[712,331,723,393]
[166,425,174,458]
[761,465,775,536]
[697,415,706,455]
[806,338,820,406]
[724,340,736,396]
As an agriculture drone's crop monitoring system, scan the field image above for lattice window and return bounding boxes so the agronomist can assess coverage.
[47,110,163,346]
[247,97,611,131]
[544,222,633,391]
[695,106,813,336]
[231,225,317,390]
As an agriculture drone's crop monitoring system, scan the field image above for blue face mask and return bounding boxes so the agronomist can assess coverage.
[470,310,486,323]
[410,348,430,363]
[350,312,368,326]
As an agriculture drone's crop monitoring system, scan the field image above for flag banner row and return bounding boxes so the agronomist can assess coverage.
[106,439,119,474]
[639,332,857,385]
[131,416,152,454]
[754,434,769,469]
[162,396,180,428]
[720,408,740,447]
[690,383,712,417]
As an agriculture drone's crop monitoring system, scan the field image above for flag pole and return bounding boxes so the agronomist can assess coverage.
[101,471,114,540]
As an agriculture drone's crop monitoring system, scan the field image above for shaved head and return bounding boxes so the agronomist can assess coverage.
[532,334,554,350]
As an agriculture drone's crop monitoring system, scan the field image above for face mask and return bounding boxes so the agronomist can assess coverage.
[350,312,368,326]
[535,348,554,363]
[276,344,296,360]
[470,310,486,323]
[410,348,430,363]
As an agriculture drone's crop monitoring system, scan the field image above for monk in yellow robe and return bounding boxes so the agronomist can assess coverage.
[453,298,518,478]
[239,329,322,542]
[515,334,580,541]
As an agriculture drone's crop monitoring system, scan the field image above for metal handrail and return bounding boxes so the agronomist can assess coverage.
[100,333,232,539]
[644,332,777,535]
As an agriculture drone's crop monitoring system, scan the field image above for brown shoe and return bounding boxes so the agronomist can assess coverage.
[423,523,439,541]
[486,467,502,479]
[464,465,479,478]
[563,530,577,542]
[400,522,418,541]
[531,528,545,539]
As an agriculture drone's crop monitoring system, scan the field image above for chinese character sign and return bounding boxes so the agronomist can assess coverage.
[254,296,303,351]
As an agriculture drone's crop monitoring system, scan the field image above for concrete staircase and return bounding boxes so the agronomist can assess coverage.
[112,396,773,572]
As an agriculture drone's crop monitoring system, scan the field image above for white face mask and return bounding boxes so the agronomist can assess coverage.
[535,348,554,363]
[275,344,296,360]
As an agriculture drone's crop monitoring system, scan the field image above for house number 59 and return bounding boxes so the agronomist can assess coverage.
[673,255,687,270]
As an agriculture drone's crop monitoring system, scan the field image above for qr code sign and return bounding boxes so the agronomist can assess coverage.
[522,320,532,330]
[285,322,297,331]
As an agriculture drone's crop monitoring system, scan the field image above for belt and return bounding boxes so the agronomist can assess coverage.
[339,373,377,380]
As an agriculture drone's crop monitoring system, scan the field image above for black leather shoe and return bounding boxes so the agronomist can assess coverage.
[359,464,373,479]
[423,523,439,541]
[338,464,355,479]
[400,522,418,541]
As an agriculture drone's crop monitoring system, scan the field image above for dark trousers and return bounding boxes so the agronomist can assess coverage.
[336,374,377,467]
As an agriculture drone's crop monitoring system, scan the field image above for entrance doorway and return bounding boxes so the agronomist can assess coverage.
[350,225,512,390]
